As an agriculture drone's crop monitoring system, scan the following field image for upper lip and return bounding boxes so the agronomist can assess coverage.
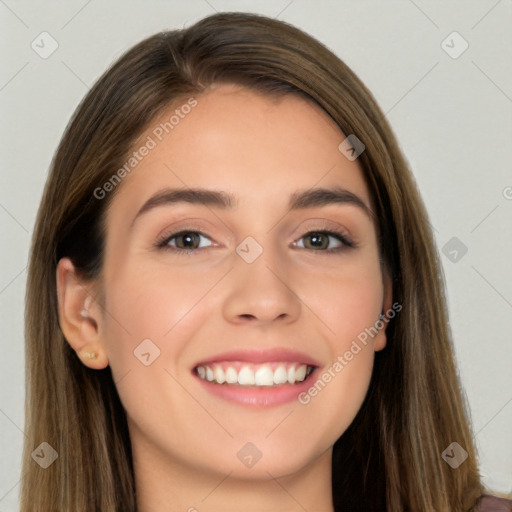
[193,348,320,369]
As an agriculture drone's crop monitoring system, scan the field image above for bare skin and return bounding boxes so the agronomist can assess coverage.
[57,82,391,512]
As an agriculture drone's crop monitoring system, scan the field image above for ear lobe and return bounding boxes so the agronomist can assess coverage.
[374,271,393,352]
[56,257,109,369]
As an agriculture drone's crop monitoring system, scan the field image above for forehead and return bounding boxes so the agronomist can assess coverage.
[105,83,371,223]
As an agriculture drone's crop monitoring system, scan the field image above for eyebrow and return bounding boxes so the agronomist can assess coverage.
[131,186,374,228]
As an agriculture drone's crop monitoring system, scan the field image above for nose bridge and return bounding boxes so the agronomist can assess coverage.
[222,233,301,324]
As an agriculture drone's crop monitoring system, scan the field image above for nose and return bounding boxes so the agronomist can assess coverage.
[222,241,302,327]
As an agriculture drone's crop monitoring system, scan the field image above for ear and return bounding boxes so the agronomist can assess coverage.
[56,257,109,369]
[373,271,393,352]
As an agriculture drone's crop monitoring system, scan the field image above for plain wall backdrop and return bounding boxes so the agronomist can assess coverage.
[1,0,511,508]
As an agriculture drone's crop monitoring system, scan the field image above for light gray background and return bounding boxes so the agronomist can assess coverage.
[1,0,511,508]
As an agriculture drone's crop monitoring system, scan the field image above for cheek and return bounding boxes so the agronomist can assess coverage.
[98,263,219,442]
[295,257,383,430]
[301,347,374,446]
[302,255,384,347]
[99,259,219,379]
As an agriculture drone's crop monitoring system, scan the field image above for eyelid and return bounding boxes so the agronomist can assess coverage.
[293,218,354,242]
[154,217,223,244]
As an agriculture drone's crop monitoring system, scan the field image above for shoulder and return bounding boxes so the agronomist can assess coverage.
[475,495,512,511]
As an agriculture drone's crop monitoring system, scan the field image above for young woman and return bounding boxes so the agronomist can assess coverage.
[20,11,511,512]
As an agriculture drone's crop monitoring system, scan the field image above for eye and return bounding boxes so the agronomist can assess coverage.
[155,228,354,255]
[294,230,354,252]
[156,230,213,253]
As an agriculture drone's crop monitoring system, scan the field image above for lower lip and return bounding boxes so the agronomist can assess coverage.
[194,370,318,407]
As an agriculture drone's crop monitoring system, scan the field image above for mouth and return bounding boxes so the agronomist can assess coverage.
[192,349,320,406]
[194,361,316,387]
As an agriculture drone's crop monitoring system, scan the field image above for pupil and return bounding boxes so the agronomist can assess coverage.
[180,233,197,248]
[309,233,326,249]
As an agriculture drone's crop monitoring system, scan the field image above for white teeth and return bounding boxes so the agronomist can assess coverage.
[255,366,274,386]
[294,364,307,382]
[196,363,312,386]
[225,367,238,384]
[273,365,288,384]
[213,366,225,384]
[238,366,255,385]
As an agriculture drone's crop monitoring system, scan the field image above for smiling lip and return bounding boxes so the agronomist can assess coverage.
[192,348,320,407]
[193,348,320,367]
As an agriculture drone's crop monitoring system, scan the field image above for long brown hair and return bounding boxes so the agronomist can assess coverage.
[21,11,485,511]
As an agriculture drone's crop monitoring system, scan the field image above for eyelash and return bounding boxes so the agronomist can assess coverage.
[154,227,355,255]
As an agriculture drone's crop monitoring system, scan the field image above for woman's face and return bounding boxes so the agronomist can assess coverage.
[95,83,390,481]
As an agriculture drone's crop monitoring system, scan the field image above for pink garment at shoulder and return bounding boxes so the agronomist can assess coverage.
[476,495,512,511]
